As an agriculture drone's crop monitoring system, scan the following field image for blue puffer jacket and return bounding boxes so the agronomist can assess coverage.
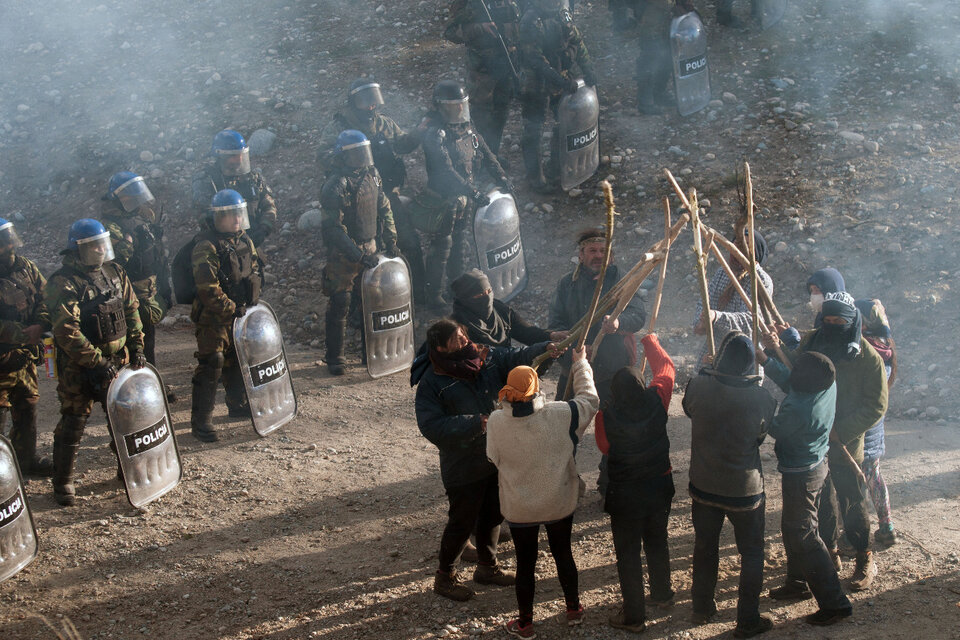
[862,364,892,461]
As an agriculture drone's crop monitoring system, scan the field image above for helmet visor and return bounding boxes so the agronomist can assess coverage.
[77,231,115,267]
[212,202,250,233]
[113,176,155,212]
[217,147,251,177]
[438,97,470,124]
[341,139,374,168]
[349,83,384,111]
[0,222,23,252]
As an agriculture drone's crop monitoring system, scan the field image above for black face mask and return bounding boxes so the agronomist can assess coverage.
[462,291,494,319]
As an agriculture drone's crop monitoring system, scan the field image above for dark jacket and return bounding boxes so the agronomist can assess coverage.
[451,298,550,348]
[764,358,836,473]
[411,341,549,488]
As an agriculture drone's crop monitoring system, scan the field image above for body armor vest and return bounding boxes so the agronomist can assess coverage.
[0,258,39,326]
[207,169,263,218]
[73,264,127,347]
[343,170,381,242]
[369,130,406,191]
[445,127,482,185]
[107,214,163,282]
[205,232,262,308]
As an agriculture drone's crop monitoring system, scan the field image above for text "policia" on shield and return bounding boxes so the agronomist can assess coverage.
[486,235,522,268]
[124,419,171,457]
[0,488,25,529]
[250,353,287,387]
[678,54,707,78]
[566,124,598,152]
[372,304,412,332]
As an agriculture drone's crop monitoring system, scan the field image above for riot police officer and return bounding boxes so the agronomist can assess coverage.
[191,130,278,247]
[0,218,52,477]
[100,171,174,400]
[44,219,145,506]
[419,80,510,308]
[189,190,263,442]
[519,0,597,192]
[634,0,696,115]
[319,79,428,304]
[443,0,523,158]
[320,130,398,376]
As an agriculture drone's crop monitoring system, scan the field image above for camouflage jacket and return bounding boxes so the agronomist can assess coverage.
[191,165,278,238]
[191,230,262,326]
[320,165,397,258]
[444,0,522,75]
[422,122,507,198]
[44,254,143,368]
[0,253,50,349]
[100,201,166,302]
[318,110,423,191]
[519,7,596,93]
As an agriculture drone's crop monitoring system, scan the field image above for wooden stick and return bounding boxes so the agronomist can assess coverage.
[702,226,784,325]
[638,197,672,376]
[689,188,715,359]
[588,251,664,359]
[745,163,761,375]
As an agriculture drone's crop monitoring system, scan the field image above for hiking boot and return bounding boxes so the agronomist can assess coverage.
[461,539,479,563]
[806,606,853,626]
[609,610,645,633]
[733,615,773,638]
[850,551,877,591]
[474,563,515,586]
[25,457,54,478]
[650,593,675,609]
[505,619,536,639]
[874,527,897,548]
[327,363,345,376]
[227,405,251,419]
[769,583,812,601]
[191,424,218,443]
[566,605,584,626]
[830,547,843,572]
[434,570,474,601]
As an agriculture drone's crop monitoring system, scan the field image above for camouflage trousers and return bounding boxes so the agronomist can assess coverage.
[0,360,40,407]
[56,351,129,418]
[193,322,247,411]
[321,240,377,296]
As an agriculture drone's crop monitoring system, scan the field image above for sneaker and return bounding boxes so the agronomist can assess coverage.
[434,570,474,601]
[850,551,877,591]
[609,610,645,633]
[474,563,515,586]
[768,583,812,601]
[733,615,773,638]
[806,607,853,626]
[461,539,479,563]
[566,605,584,626]
[875,528,897,548]
[505,619,536,639]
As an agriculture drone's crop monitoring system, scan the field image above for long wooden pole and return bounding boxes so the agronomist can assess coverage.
[702,226,784,325]
[638,197,672,376]
[745,163,761,375]
[689,188,715,359]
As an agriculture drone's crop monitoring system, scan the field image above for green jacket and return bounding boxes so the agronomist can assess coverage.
[0,253,50,347]
[190,230,261,326]
[764,358,836,472]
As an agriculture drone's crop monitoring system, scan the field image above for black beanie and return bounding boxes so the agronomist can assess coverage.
[790,351,836,393]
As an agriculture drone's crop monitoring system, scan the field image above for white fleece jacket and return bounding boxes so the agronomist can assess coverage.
[486,358,600,524]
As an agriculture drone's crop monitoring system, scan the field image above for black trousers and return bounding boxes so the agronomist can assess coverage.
[610,506,673,624]
[438,474,503,573]
[781,461,851,610]
[691,496,765,627]
[818,447,871,553]
[510,513,580,621]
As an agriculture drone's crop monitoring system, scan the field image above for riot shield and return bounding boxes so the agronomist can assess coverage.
[107,364,182,508]
[0,435,37,582]
[474,190,528,302]
[556,80,599,191]
[233,302,298,436]
[671,12,711,117]
[759,0,786,29]
[362,256,415,379]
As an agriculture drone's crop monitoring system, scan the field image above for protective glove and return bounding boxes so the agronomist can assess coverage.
[360,254,380,270]
[472,190,491,208]
[233,304,247,319]
[499,179,516,198]
[92,359,119,388]
[129,348,148,370]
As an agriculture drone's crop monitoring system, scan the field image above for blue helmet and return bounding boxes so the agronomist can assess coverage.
[335,129,374,169]
[210,129,251,176]
[0,217,23,251]
[105,171,155,212]
[67,218,115,266]
[209,189,250,232]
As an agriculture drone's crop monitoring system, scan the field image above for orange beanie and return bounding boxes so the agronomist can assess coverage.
[498,366,540,403]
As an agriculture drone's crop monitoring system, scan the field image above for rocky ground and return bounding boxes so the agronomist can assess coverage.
[1,0,959,638]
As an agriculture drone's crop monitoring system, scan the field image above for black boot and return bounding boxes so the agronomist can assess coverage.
[10,399,53,477]
[190,354,221,442]
[51,415,86,506]
[324,291,349,375]
[222,364,251,419]
[0,406,9,437]
[423,237,452,309]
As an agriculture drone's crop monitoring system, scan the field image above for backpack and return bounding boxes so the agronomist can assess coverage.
[171,235,201,305]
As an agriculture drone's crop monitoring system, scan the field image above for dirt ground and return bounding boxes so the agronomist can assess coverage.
[2,0,960,638]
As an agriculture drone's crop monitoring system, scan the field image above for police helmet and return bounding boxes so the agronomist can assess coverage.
[335,130,374,169]
[210,129,251,177]
[105,171,155,213]
[432,80,470,124]
[0,218,23,252]
[67,218,115,267]
[348,78,384,113]
[209,189,250,233]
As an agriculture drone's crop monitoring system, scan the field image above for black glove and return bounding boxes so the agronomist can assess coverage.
[499,179,516,198]
[360,254,379,270]
[472,190,491,208]
[92,360,119,388]
[233,304,247,318]
[565,78,581,95]
[130,348,147,370]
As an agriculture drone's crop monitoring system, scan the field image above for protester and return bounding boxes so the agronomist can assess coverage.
[683,331,777,638]
[593,334,676,633]
[486,346,598,637]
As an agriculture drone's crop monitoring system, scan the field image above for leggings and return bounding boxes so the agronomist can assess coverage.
[510,514,580,624]
[861,457,893,528]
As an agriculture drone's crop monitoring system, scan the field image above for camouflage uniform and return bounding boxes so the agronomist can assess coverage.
[418,119,508,302]
[189,228,262,440]
[319,109,427,302]
[443,0,523,156]
[320,161,397,370]
[100,201,170,368]
[191,165,277,247]
[0,252,52,474]
[44,253,143,503]
[519,5,597,187]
